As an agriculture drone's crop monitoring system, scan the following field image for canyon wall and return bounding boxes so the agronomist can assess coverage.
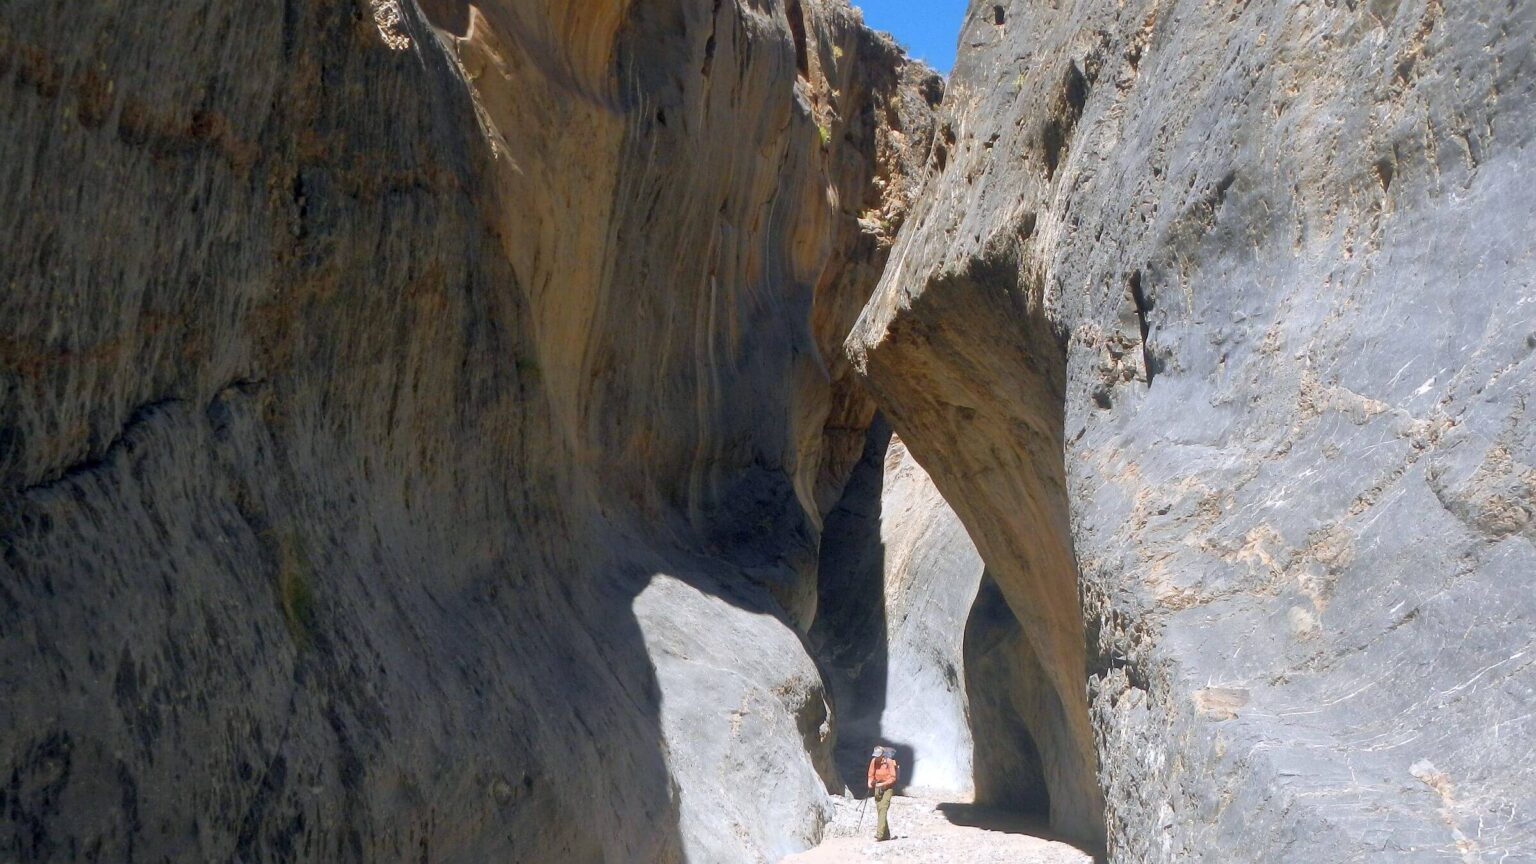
[852,0,1535,860]
[7,0,1532,860]
[0,1,938,861]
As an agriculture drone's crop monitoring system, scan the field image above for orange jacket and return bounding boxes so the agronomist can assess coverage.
[868,756,898,789]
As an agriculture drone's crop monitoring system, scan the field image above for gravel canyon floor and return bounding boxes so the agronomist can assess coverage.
[783,796,1094,864]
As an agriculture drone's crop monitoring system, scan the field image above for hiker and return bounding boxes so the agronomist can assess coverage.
[866,745,899,841]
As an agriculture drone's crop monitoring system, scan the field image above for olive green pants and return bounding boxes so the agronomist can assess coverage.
[873,787,893,840]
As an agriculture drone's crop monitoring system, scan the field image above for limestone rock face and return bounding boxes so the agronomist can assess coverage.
[0,1,935,861]
[851,0,1536,860]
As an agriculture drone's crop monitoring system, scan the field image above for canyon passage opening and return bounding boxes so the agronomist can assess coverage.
[809,400,1092,840]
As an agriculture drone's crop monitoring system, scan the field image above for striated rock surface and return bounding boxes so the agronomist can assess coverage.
[0,1,937,861]
[851,0,1535,860]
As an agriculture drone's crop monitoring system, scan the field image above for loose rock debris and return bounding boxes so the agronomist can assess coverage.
[781,796,1094,864]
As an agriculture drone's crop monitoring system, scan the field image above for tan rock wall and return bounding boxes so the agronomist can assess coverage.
[0,1,935,860]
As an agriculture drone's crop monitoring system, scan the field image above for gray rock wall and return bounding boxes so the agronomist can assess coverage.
[852,0,1535,860]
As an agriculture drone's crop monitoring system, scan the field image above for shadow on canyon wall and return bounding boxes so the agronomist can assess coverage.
[809,417,894,792]
[965,574,1052,817]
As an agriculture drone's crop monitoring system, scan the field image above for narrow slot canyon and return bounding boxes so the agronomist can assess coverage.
[807,413,1068,826]
[846,245,1108,851]
[3,0,1533,862]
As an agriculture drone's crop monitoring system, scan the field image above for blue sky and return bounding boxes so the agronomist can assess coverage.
[854,0,968,74]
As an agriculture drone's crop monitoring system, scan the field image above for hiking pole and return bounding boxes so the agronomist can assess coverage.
[856,793,869,833]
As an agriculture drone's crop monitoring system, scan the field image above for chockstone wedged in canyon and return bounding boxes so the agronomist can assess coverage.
[0,1,1532,863]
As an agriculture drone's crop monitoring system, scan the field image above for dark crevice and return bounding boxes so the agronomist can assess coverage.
[934,123,957,173]
[702,0,722,77]
[1042,119,1065,178]
[280,0,300,60]
[1128,270,1159,386]
[1043,61,1089,180]
[964,573,1050,815]
[0,424,21,469]
[14,378,268,497]
[1374,157,1395,191]
[785,0,810,78]
[291,171,310,242]
[1213,169,1236,209]
[13,397,184,496]
[808,417,892,791]
[1063,61,1088,116]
